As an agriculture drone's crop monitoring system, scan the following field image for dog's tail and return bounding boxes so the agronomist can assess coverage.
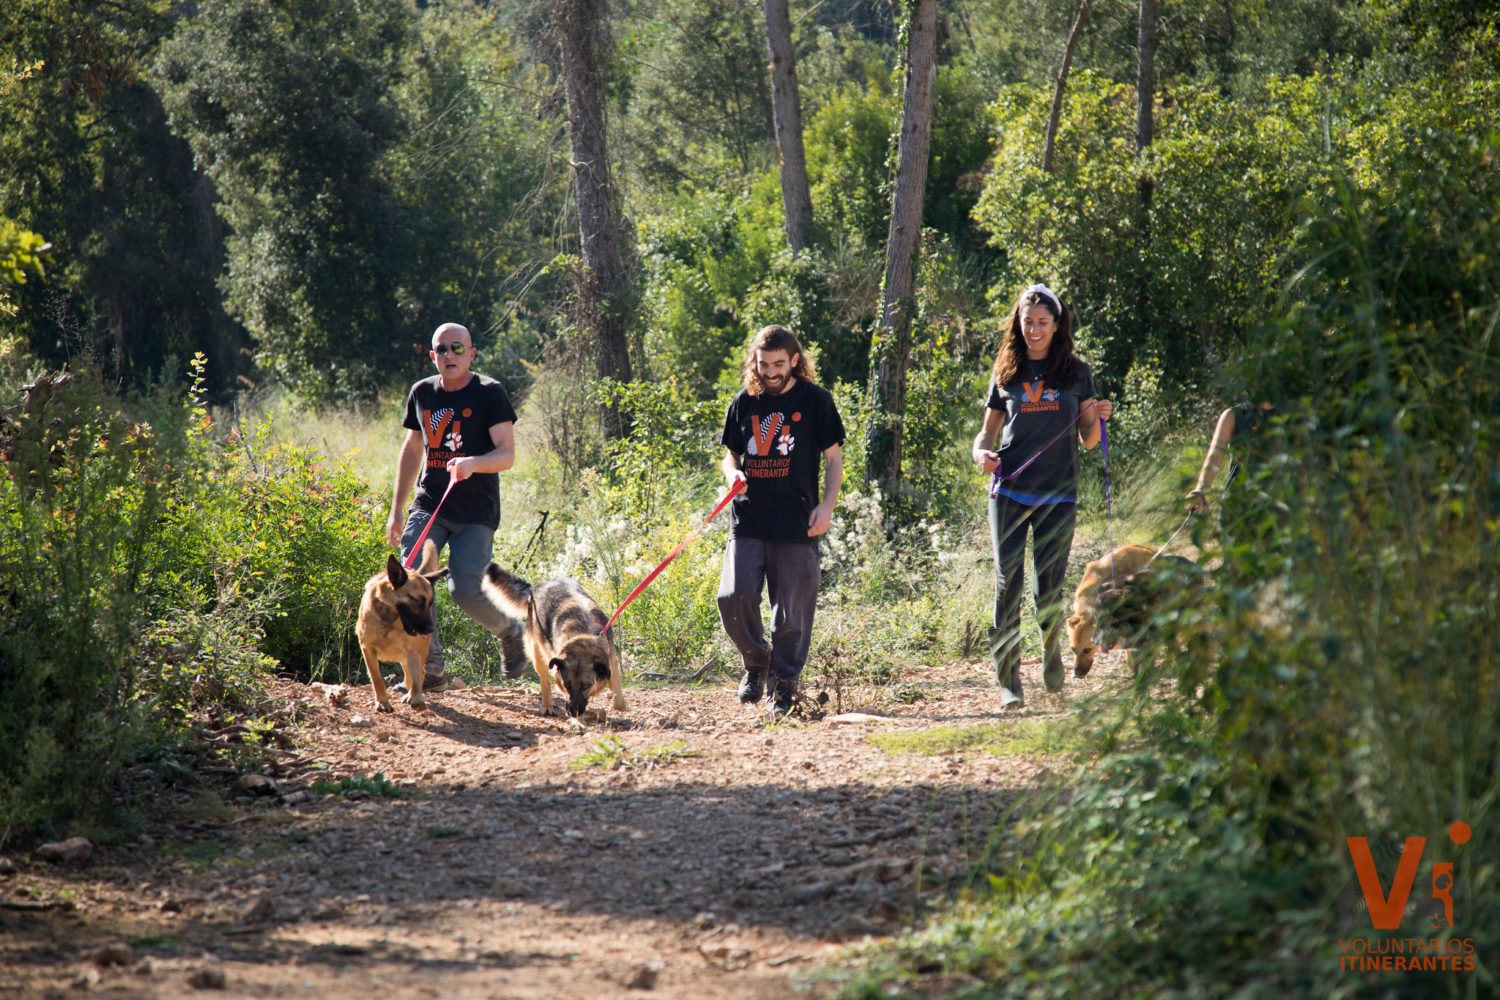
[481,562,533,620]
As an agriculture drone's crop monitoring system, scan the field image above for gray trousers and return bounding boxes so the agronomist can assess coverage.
[716,537,821,683]
[400,510,524,672]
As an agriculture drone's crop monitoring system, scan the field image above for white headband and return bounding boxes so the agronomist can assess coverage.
[1021,283,1062,314]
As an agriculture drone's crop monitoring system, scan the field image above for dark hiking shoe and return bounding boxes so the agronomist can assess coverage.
[424,673,464,693]
[737,666,767,704]
[766,679,796,719]
[393,671,463,695]
[999,686,1024,710]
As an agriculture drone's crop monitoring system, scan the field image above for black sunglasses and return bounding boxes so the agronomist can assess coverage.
[432,343,470,356]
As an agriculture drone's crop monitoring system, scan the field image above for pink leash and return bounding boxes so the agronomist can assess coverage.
[402,478,458,569]
[601,479,746,634]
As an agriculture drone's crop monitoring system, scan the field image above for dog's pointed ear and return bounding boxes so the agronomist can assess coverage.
[589,607,610,636]
[421,567,449,584]
[593,660,611,682]
[416,539,440,574]
[386,554,408,589]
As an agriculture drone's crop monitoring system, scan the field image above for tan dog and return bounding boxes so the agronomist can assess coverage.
[356,540,448,713]
[481,562,626,719]
[1066,543,1157,677]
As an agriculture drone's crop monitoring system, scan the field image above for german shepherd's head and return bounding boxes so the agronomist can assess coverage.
[551,634,614,718]
[382,541,449,637]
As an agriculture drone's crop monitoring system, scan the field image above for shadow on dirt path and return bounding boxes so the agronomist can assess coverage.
[0,651,1137,999]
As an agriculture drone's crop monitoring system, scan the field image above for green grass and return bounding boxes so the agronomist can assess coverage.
[569,735,698,770]
[868,717,1085,757]
[161,837,225,869]
[310,772,401,799]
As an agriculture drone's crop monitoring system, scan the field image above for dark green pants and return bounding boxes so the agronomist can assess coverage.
[987,495,1076,695]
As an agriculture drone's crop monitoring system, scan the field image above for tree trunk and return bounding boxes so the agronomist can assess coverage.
[1135,0,1157,206]
[864,0,936,497]
[1131,0,1158,378]
[1043,0,1090,175]
[763,0,811,251]
[556,0,633,436]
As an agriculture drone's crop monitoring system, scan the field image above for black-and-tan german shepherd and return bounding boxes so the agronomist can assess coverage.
[481,563,627,719]
[357,539,448,713]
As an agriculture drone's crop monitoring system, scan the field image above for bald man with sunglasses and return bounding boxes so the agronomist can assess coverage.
[385,322,528,690]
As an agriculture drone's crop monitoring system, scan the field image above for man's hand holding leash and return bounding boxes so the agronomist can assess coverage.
[447,455,478,482]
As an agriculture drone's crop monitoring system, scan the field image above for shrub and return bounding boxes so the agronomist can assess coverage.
[0,363,186,837]
[158,386,391,681]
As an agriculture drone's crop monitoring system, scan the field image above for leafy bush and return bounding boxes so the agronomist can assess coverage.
[156,382,391,681]
[0,364,186,837]
[637,191,772,395]
[0,352,400,842]
[973,71,1334,393]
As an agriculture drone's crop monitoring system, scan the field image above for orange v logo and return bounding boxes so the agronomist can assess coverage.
[423,409,453,450]
[751,413,784,456]
[1347,836,1426,930]
[1022,381,1044,403]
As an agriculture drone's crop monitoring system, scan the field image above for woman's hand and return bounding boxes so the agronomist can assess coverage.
[974,449,1000,475]
[1080,398,1113,424]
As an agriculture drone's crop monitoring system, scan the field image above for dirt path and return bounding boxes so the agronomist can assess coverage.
[0,652,1131,999]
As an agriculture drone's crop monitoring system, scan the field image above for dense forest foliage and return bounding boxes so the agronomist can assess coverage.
[2,1,1497,997]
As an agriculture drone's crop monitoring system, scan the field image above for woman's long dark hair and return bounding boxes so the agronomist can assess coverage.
[991,286,1082,388]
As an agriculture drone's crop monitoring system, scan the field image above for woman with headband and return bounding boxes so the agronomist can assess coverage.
[969,284,1112,707]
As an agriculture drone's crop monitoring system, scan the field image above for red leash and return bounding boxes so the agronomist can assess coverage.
[402,478,457,569]
[601,479,746,634]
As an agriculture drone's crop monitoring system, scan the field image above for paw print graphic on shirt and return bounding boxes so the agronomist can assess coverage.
[776,428,794,456]
[444,428,464,451]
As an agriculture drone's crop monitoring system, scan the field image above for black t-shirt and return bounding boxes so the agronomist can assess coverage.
[721,379,845,544]
[985,358,1095,503]
[401,374,518,530]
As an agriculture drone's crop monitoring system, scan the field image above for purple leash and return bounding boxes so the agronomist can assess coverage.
[987,418,1083,496]
[1100,420,1116,584]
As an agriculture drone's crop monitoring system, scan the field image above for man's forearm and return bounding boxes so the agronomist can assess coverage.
[1194,450,1224,491]
[463,444,515,474]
